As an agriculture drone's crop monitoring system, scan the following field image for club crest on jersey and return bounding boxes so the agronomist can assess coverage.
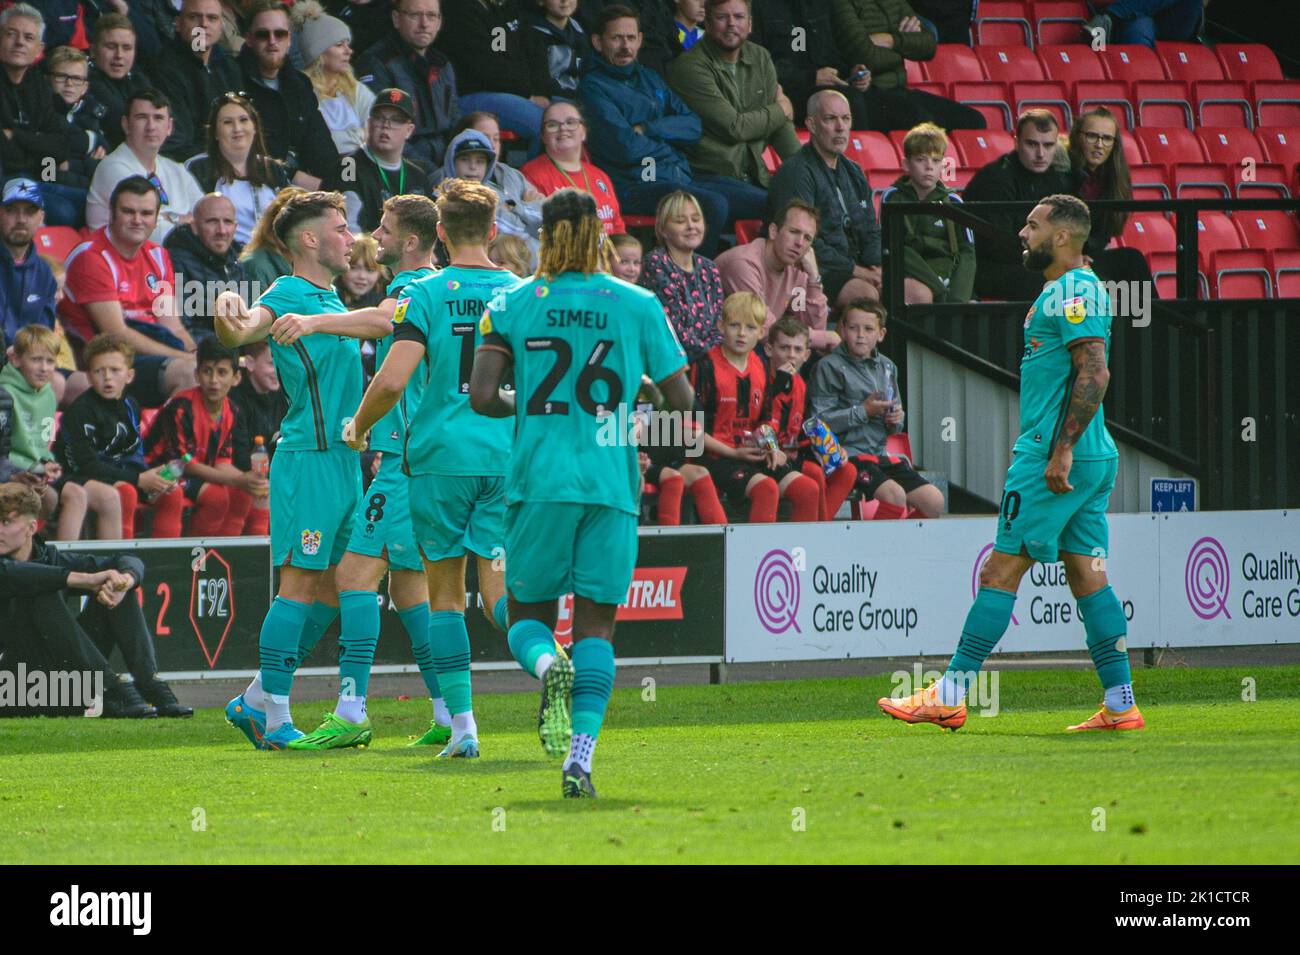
[1063,297,1087,324]
[146,273,159,291]
[393,297,410,323]
[300,529,321,555]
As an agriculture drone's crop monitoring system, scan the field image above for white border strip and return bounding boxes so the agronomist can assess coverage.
[159,656,724,681]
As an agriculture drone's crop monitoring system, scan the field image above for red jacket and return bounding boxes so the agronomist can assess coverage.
[764,368,808,451]
[520,155,626,234]
[692,345,767,453]
[145,386,235,469]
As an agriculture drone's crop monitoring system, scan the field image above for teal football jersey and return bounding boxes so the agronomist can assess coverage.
[370,266,437,454]
[1014,267,1118,461]
[482,272,687,515]
[394,265,523,476]
[256,276,362,452]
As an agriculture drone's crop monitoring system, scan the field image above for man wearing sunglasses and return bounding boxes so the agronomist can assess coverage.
[153,0,242,162]
[238,0,341,189]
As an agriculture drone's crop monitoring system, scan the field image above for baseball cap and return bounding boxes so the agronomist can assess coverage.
[373,88,415,122]
[1,178,44,209]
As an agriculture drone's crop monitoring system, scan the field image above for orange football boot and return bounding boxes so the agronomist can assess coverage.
[877,684,967,731]
[1066,703,1146,731]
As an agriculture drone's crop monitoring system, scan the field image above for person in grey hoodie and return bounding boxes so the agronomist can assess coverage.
[809,298,943,518]
[436,126,542,264]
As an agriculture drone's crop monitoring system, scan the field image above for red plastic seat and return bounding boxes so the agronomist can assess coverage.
[1234,211,1300,251]
[762,145,781,175]
[1173,163,1231,200]
[905,58,926,87]
[1032,1,1088,46]
[1098,45,1168,89]
[1196,212,1245,267]
[950,81,1014,131]
[795,127,810,145]
[1270,249,1300,297]
[733,219,762,244]
[1156,42,1224,86]
[1215,44,1283,85]
[1038,45,1106,90]
[911,81,949,100]
[1254,128,1300,185]
[1196,126,1264,167]
[1135,81,1193,128]
[925,44,986,87]
[951,129,1015,168]
[1074,80,1134,128]
[1149,251,1208,299]
[1233,161,1291,200]
[947,167,976,193]
[1129,164,1172,201]
[886,432,914,463]
[974,2,1032,46]
[1254,81,1300,127]
[33,226,83,263]
[844,131,901,172]
[1133,127,1207,176]
[1211,249,1273,299]
[1013,81,1072,131]
[623,214,655,229]
[978,45,1045,85]
[1118,127,1143,168]
[1118,213,1176,257]
[1194,81,1253,129]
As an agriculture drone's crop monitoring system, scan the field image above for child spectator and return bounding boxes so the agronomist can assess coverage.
[45,46,107,229]
[692,291,820,523]
[640,189,725,361]
[524,0,590,98]
[0,326,89,539]
[53,334,182,539]
[809,300,943,519]
[610,232,643,283]
[880,122,975,305]
[634,376,726,527]
[441,129,543,261]
[230,341,283,535]
[144,338,256,537]
[763,316,857,521]
[488,234,534,278]
[338,235,388,310]
[672,0,705,53]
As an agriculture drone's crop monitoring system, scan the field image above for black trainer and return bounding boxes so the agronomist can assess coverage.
[135,677,193,718]
[102,680,157,718]
[561,763,597,799]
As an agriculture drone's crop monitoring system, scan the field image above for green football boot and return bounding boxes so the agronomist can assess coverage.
[287,712,373,750]
[538,656,574,758]
[408,720,453,747]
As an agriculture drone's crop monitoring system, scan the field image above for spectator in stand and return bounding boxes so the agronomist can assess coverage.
[238,184,303,292]
[186,93,292,244]
[0,481,192,717]
[487,233,532,277]
[328,0,396,60]
[907,0,975,44]
[128,0,177,60]
[324,88,431,232]
[609,231,642,282]
[0,326,89,540]
[87,14,151,152]
[1084,0,1207,50]
[296,2,376,156]
[831,0,987,132]
[668,0,800,215]
[64,177,198,406]
[440,128,542,259]
[671,0,705,52]
[752,0,874,128]
[446,112,546,249]
[230,339,281,535]
[164,193,246,341]
[153,0,242,161]
[0,180,58,346]
[144,337,257,536]
[964,109,1082,301]
[581,6,750,258]
[355,0,459,168]
[715,197,837,354]
[524,0,590,98]
[880,121,975,304]
[86,89,206,244]
[810,299,943,518]
[45,45,107,227]
[767,90,881,311]
[692,290,821,523]
[521,101,625,234]
[38,255,90,408]
[0,6,75,224]
[576,0,677,79]
[53,334,184,538]
[762,316,858,520]
[437,0,550,147]
[640,190,725,361]
[337,233,387,310]
[1068,108,1156,289]
[238,0,341,189]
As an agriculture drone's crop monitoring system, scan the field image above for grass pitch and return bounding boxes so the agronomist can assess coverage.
[2,665,1298,864]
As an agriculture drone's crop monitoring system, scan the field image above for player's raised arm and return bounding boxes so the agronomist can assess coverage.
[214,292,276,348]
[347,339,425,450]
[1045,339,1110,494]
[270,304,395,345]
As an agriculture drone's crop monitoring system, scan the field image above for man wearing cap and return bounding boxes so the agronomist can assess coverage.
[0,179,58,345]
[323,88,431,233]
[238,0,340,189]
[357,0,460,169]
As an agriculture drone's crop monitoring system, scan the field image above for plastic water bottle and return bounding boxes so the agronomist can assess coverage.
[158,453,191,484]
[250,436,270,502]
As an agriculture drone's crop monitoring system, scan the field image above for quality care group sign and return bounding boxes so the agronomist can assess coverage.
[725,510,1296,663]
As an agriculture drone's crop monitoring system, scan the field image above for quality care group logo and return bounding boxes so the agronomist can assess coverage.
[1185,535,1232,620]
[754,548,802,634]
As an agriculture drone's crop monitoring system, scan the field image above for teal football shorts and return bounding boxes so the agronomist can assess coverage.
[411,473,507,563]
[271,446,361,570]
[994,453,1119,563]
[504,501,638,606]
[346,453,423,571]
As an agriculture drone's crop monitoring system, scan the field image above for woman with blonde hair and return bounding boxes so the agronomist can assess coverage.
[294,1,375,155]
[488,234,534,278]
[240,185,306,293]
[639,189,724,360]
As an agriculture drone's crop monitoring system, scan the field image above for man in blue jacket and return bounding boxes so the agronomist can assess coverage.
[579,4,755,257]
[0,179,57,349]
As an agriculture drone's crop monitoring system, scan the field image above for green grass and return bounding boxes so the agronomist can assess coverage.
[2,666,1299,863]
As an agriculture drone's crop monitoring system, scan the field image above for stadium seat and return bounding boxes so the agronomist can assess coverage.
[1196,213,1245,271]
[974,2,1032,46]
[1253,81,1300,127]
[951,129,1015,168]
[1214,43,1283,85]
[950,81,1014,131]
[1098,44,1168,89]
[947,167,977,194]
[925,44,986,88]
[733,219,762,244]
[1173,163,1231,200]
[1271,249,1300,297]
[1032,1,1088,46]
[1234,210,1300,250]
[1254,128,1300,188]
[1148,250,1210,299]
[762,145,781,175]
[905,57,926,87]
[1194,81,1254,129]
[1118,213,1176,257]
[866,167,898,199]
[1155,42,1225,86]
[1135,81,1193,128]
[34,225,82,263]
[886,432,914,463]
[978,45,1045,85]
[1234,161,1291,199]
[845,131,901,171]
[795,127,810,145]
[1013,81,1072,130]
[1196,126,1264,167]
[1074,80,1134,128]
[1129,164,1172,201]
[1211,249,1273,298]
[1038,45,1106,91]
[911,81,949,100]
[1134,127,1207,176]
[623,215,654,229]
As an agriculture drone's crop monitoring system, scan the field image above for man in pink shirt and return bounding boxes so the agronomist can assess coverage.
[715,198,838,355]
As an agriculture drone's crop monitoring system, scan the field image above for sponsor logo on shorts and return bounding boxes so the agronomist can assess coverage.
[300,529,321,555]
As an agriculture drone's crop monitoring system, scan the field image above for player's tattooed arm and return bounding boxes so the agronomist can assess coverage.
[1056,340,1110,453]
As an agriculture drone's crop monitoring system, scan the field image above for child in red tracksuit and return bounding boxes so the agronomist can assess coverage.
[763,317,857,521]
[144,339,257,536]
[692,292,821,523]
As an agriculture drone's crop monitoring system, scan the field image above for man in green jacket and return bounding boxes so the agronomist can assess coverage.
[830,0,985,131]
[668,0,802,222]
